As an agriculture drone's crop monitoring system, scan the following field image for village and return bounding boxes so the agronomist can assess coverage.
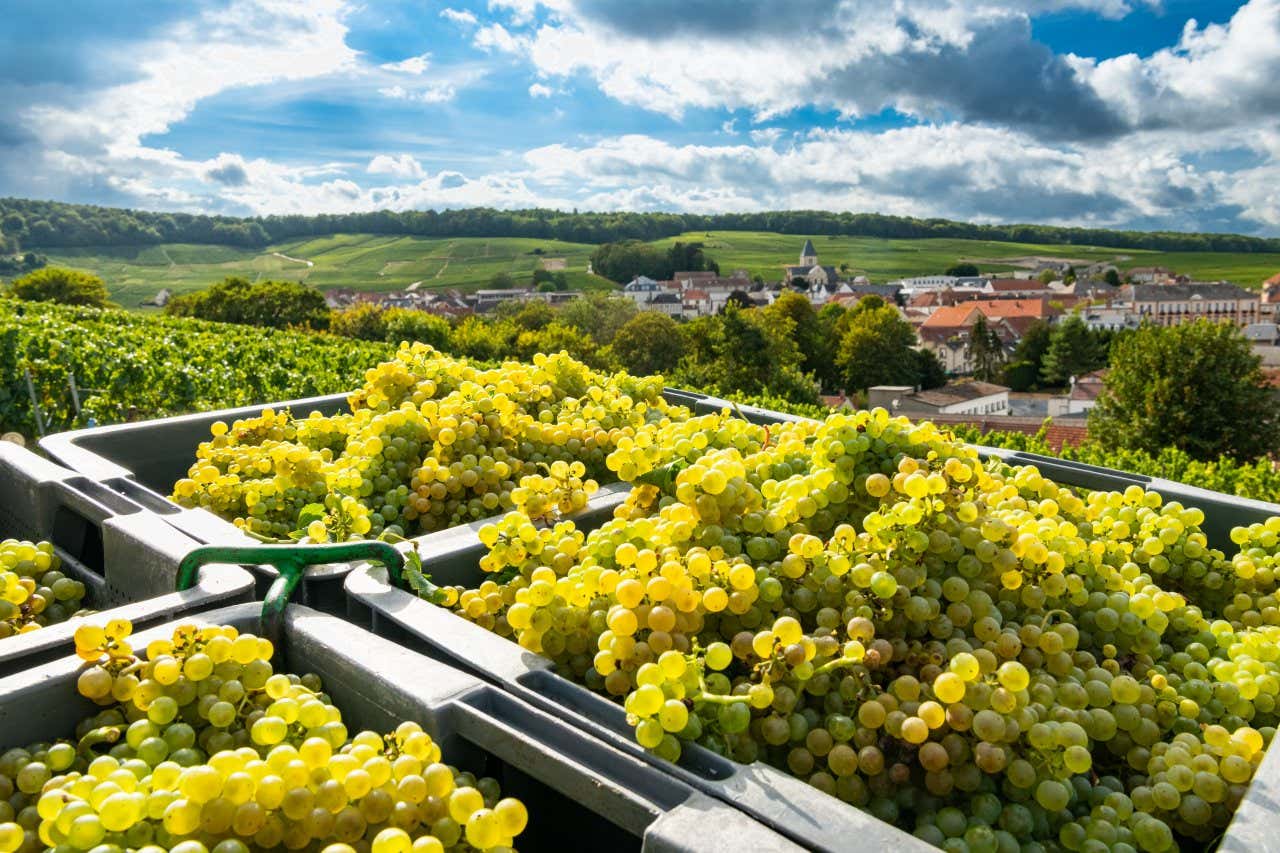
[322,238,1280,447]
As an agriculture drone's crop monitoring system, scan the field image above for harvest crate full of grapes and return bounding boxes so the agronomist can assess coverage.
[24,343,1280,852]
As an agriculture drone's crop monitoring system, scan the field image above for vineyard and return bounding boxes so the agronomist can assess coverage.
[4,298,1280,505]
[0,299,393,437]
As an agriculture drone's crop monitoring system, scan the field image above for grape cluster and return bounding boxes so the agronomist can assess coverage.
[0,619,527,852]
[171,345,684,541]
[438,406,1280,851]
[0,539,87,639]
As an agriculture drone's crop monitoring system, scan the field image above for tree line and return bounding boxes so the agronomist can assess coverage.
[4,196,1279,254]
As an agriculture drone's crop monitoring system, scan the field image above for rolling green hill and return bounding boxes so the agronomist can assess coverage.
[42,235,609,307]
[653,231,1280,286]
[31,230,1280,307]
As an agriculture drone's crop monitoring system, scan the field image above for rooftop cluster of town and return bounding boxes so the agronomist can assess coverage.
[322,239,1280,439]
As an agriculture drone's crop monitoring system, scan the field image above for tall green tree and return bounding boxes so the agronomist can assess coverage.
[945,262,980,277]
[836,303,920,392]
[609,312,685,376]
[166,277,329,329]
[1090,320,1280,461]
[382,309,452,349]
[763,291,823,379]
[558,292,638,345]
[1002,319,1053,391]
[967,315,1005,382]
[1040,315,1105,386]
[675,303,816,403]
[9,267,111,307]
[914,348,948,390]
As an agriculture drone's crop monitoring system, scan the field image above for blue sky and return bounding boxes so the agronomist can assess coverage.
[1,0,1278,234]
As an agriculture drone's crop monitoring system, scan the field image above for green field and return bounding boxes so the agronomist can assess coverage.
[44,235,608,307]
[655,231,1280,286]
[37,230,1280,307]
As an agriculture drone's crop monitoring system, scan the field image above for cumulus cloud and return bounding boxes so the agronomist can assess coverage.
[519,127,1273,232]
[2,0,357,207]
[380,53,431,75]
[494,0,1272,144]
[1073,0,1280,132]
[440,8,479,26]
[367,154,426,180]
[528,82,554,97]
[474,23,527,52]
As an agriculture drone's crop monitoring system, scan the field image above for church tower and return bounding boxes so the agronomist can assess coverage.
[799,239,817,267]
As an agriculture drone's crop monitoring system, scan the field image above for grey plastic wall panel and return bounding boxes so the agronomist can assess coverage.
[0,603,799,852]
[0,443,254,675]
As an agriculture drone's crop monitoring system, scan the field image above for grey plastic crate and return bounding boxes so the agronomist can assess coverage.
[38,393,353,610]
[346,517,930,852]
[343,440,1280,852]
[0,442,254,676]
[0,602,799,853]
[38,388,719,612]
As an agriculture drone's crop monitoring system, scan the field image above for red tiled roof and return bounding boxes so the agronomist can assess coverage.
[987,279,1049,292]
[923,299,1060,328]
[923,415,1090,451]
[920,305,980,328]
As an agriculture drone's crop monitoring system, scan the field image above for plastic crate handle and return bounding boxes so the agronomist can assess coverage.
[174,542,404,657]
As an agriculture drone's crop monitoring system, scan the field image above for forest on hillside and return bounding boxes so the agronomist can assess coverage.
[3,197,1279,255]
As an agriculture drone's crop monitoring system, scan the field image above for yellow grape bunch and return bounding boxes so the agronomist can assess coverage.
[0,618,528,852]
[0,539,88,639]
[171,345,687,541]
[435,405,1280,851]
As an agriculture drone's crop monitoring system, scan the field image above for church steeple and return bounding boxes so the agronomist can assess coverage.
[799,239,817,266]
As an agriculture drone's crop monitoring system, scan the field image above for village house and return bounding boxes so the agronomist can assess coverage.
[868,381,1011,417]
[1120,282,1261,327]
[916,299,1061,374]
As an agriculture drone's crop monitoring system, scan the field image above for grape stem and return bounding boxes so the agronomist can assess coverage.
[77,726,122,757]
[1039,609,1072,629]
[695,675,751,706]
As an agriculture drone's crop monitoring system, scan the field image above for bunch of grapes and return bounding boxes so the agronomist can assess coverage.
[0,539,88,639]
[0,619,528,852]
[172,345,686,541]
[436,406,1280,851]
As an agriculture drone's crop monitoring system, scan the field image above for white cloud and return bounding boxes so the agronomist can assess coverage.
[488,0,547,25]
[367,154,426,179]
[518,126,1278,232]
[380,53,432,75]
[440,8,479,26]
[528,83,554,98]
[378,83,457,103]
[494,0,1275,143]
[474,23,527,53]
[22,0,356,152]
[4,0,358,210]
[1074,0,1280,131]
[749,128,784,145]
